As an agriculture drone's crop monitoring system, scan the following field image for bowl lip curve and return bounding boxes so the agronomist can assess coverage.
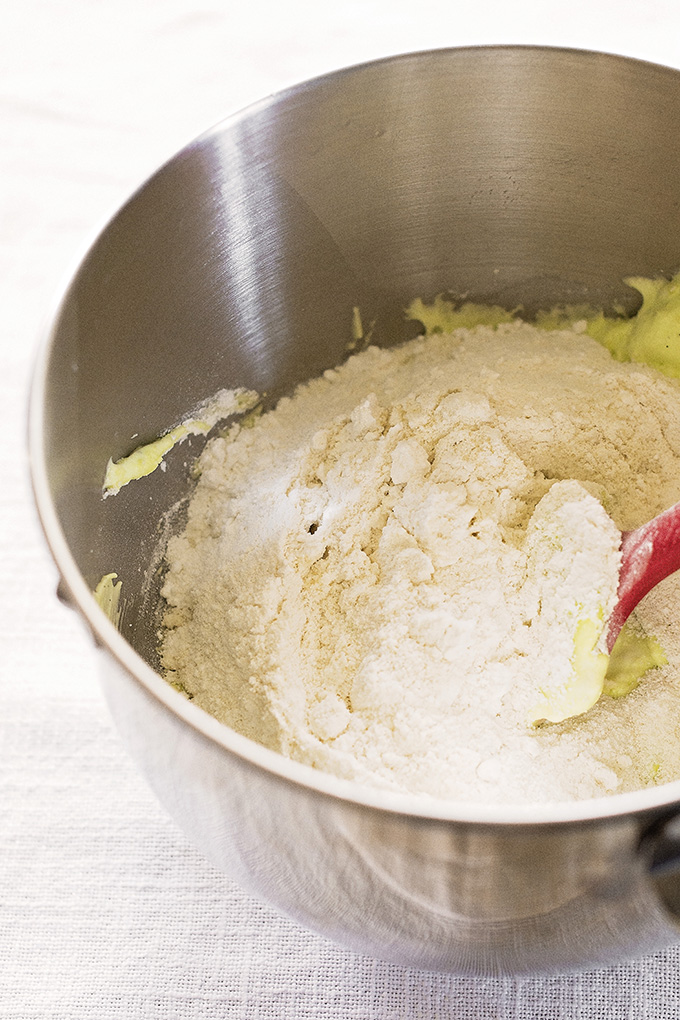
[27,41,680,832]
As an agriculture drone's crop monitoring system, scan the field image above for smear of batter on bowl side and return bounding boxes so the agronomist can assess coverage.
[102,387,259,496]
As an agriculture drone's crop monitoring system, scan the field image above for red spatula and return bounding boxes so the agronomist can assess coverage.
[606,502,680,652]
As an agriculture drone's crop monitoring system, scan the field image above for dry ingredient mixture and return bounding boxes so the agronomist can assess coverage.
[158,291,680,805]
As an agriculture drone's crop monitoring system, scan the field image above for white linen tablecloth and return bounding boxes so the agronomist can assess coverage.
[5,1,680,1016]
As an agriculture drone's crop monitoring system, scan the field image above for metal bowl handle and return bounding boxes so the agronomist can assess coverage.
[642,814,680,922]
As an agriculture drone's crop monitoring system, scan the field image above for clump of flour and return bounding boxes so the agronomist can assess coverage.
[160,321,680,804]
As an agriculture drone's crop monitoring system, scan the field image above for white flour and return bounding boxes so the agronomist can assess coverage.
[161,321,680,804]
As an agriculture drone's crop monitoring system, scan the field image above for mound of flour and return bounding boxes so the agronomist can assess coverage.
[161,321,680,804]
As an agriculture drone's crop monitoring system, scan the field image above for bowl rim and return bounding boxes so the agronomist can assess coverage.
[28,41,680,830]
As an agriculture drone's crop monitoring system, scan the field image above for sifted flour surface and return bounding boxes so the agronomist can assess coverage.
[160,321,680,804]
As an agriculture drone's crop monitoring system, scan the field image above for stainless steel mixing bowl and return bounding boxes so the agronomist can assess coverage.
[29,45,680,974]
